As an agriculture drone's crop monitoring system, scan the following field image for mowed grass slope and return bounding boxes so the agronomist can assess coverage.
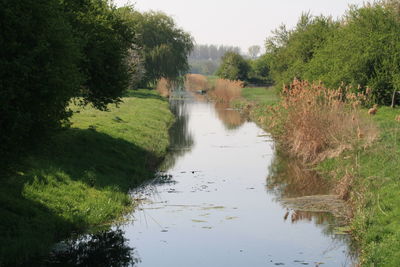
[0,89,174,265]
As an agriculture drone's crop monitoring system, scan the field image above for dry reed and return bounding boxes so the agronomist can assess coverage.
[209,79,243,103]
[156,78,171,97]
[184,74,209,92]
[268,79,378,163]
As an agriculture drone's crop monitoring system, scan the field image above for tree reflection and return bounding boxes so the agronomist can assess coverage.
[160,98,194,170]
[46,229,140,266]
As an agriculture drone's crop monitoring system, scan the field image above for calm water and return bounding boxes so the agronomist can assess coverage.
[47,92,356,266]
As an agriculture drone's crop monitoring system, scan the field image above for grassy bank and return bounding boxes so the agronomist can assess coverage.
[0,89,174,265]
[237,86,400,266]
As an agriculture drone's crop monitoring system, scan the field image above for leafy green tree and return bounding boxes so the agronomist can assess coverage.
[117,8,194,87]
[266,13,338,86]
[305,3,400,105]
[0,0,82,162]
[248,54,273,84]
[62,0,136,110]
[216,52,250,81]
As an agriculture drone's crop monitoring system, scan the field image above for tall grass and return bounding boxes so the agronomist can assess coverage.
[209,79,243,103]
[156,78,171,97]
[267,79,377,163]
[184,74,209,92]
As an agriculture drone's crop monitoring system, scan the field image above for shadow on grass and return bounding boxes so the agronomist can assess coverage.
[0,128,160,265]
[123,89,165,101]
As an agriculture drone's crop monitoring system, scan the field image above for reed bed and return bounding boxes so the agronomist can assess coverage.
[209,79,243,103]
[156,78,171,97]
[267,79,378,163]
[184,74,209,92]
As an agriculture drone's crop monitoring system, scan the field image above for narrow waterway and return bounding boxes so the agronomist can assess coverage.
[46,91,356,266]
[120,92,355,266]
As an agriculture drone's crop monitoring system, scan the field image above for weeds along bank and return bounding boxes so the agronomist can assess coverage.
[0,90,174,265]
[234,83,400,266]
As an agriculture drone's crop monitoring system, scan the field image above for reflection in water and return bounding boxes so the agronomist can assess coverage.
[267,152,333,198]
[160,97,194,171]
[268,153,358,263]
[45,229,140,266]
[214,102,245,130]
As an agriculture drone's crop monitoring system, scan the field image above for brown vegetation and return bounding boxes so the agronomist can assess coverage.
[156,78,171,97]
[266,79,378,163]
[184,74,209,93]
[208,79,243,103]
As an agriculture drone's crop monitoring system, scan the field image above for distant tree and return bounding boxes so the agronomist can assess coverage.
[216,52,250,81]
[248,45,261,59]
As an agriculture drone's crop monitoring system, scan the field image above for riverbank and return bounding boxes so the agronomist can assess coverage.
[234,86,400,266]
[0,89,174,265]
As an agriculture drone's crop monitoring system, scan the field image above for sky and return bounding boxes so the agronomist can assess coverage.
[114,0,366,53]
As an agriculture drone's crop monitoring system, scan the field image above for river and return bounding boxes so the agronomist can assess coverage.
[47,91,356,266]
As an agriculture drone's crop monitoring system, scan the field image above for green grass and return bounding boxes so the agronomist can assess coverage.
[240,87,280,106]
[318,107,400,266]
[0,89,174,265]
[238,83,400,266]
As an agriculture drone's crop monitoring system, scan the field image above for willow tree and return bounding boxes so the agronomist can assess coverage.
[117,7,194,87]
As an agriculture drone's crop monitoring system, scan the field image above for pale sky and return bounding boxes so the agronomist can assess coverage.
[114,0,366,53]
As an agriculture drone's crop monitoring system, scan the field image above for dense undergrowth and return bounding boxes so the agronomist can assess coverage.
[236,85,400,266]
[0,90,174,265]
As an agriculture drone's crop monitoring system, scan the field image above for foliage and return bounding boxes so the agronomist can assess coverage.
[118,7,194,87]
[62,0,136,110]
[247,54,273,85]
[0,90,174,265]
[216,51,250,81]
[306,3,400,105]
[0,0,82,165]
[266,13,338,86]
[264,2,400,105]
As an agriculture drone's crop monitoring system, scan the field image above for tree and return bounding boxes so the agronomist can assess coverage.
[62,0,136,110]
[305,4,400,105]
[216,52,250,81]
[248,45,261,59]
[265,13,338,86]
[0,0,82,163]
[117,8,194,87]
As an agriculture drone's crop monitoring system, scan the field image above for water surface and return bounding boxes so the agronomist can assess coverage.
[119,94,355,266]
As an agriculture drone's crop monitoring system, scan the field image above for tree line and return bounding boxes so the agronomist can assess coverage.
[0,0,193,167]
[217,0,400,105]
[188,44,241,75]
